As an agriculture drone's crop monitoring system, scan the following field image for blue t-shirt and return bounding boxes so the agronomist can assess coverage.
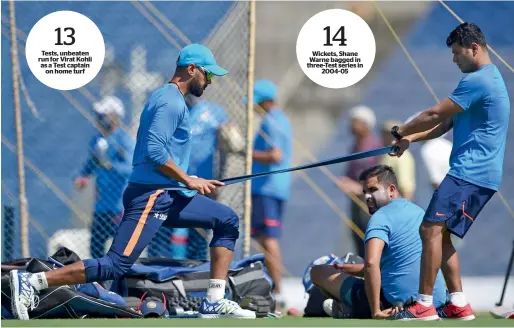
[80,128,135,213]
[448,64,510,191]
[364,198,447,307]
[129,83,196,197]
[251,109,293,201]
[188,100,228,180]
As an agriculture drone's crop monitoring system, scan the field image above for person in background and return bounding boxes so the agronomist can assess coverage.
[74,96,135,259]
[379,120,416,200]
[250,80,293,310]
[338,105,382,258]
[406,112,452,191]
[183,94,230,261]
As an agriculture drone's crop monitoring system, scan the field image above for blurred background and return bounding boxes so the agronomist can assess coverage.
[2,1,513,312]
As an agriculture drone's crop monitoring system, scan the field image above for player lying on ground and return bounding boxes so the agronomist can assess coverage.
[310,165,448,320]
[388,22,510,321]
[9,44,256,320]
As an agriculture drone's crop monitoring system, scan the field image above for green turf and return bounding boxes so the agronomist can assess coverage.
[2,315,512,327]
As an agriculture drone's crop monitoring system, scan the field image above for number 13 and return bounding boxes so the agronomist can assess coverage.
[55,27,75,46]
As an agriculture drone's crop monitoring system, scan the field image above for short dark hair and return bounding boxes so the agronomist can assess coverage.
[359,165,398,188]
[446,22,487,48]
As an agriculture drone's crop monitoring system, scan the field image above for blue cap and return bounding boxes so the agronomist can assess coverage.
[176,43,228,76]
[137,292,169,318]
[139,298,169,318]
[253,80,277,104]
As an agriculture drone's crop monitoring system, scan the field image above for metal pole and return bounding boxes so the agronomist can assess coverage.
[496,239,514,307]
[243,0,256,258]
[10,0,30,258]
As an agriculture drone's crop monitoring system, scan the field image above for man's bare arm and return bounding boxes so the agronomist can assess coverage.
[158,159,223,195]
[253,148,282,164]
[334,263,364,278]
[364,238,386,318]
[158,159,192,185]
[404,117,453,143]
[398,98,461,139]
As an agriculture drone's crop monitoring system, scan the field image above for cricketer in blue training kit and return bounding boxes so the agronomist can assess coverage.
[10,44,256,320]
[250,80,293,306]
[159,96,230,261]
[310,165,448,320]
[390,22,510,321]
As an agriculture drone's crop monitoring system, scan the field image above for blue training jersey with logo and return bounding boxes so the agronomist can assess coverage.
[448,64,510,191]
[364,198,448,307]
[129,83,196,197]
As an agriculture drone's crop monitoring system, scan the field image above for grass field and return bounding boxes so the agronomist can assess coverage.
[2,314,513,327]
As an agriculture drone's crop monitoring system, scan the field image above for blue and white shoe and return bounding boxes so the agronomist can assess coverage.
[9,270,40,320]
[198,298,256,319]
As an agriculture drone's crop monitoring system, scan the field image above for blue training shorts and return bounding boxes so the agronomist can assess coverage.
[424,174,495,238]
[251,194,285,238]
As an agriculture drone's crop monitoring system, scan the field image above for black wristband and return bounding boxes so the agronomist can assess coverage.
[391,126,403,140]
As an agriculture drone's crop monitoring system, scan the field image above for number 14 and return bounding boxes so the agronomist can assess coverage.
[324,26,347,46]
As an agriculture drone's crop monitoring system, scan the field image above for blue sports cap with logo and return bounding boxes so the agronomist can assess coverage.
[176,43,228,76]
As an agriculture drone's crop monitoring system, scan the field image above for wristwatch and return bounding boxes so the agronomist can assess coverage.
[391,126,403,140]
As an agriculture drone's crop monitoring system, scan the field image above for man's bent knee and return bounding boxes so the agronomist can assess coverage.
[310,265,339,287]
[310,265,326,287]
[83,252,133,282]
[210,207,240,251]
[310,264,344,300]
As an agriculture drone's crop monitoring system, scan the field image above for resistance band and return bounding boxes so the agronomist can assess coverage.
[166,146,398,190]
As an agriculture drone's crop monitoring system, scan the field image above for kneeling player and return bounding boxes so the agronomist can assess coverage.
[311,165,447,320]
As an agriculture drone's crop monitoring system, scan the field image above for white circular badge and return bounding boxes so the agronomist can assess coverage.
[296,9,376,89]
[25,11,105,91]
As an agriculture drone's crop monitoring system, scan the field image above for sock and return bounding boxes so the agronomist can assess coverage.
[449,292,467,307]
[28,272,48,292]
[416,293,433,307]
[206,279,225,303]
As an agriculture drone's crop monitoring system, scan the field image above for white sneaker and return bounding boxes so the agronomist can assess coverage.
[323,299,333,316]
[198,298,256,319]
[10,270,40,320]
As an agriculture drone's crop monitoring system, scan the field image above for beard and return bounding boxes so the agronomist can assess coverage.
[366,190,391,214]
[189,78,206,97]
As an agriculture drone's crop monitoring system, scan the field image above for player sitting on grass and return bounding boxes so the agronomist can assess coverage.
[310,165,448,320]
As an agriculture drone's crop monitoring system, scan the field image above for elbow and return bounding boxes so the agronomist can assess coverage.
[364,259,379,270]
[425,109,442,121]
[146,144,169,167]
